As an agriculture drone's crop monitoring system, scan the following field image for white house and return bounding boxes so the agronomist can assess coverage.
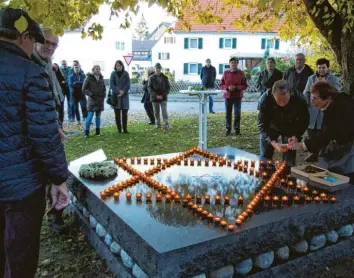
[54,5,133,79]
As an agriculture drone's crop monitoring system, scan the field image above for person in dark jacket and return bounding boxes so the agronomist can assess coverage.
[148,63,171,129]
[60,60,72,120]
[302,58,341,162]
[141,67,155,125]
[53,62,69,125]
[257,57,283,94]
[83,65,106,138]
[69,65,88,124]
[284,53,314,95]
[31,28,68,234]
[200,58,216,113]
[289,81,354,184]
[110,60,131,133]
[0,8,68,277]
[220,57,248,136]
[258,80,309,166]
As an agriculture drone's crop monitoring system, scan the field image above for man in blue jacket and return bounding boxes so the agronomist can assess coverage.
[0,8,69,277]
[200,58,216,113]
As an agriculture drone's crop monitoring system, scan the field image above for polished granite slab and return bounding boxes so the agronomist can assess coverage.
[68,146,354,277]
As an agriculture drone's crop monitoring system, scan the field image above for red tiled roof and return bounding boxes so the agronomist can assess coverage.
[174,0,282,33]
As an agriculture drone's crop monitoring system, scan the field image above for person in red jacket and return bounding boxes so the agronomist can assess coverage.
[220,57,248,135]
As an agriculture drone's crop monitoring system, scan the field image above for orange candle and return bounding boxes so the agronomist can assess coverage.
[205,159,209,166]
[113,192,120,200]
[196,194,202,204]
[188,201,194,208]
[146,193,152,202]
[237,215,245,222]
[196,207,203,214]
[241,211,248,220]
[182,198,189,205]
[228,225,235,232]
[237,196,244,207]
[100,191,107,199]
[320,193,327,199]
[224,196,230,205]
[293,195,300,204]
[281,196,289,206]
[235,219,242,226]
[272,195,280,207]
[314,196,321,203]
[207,213,214,222]
[220,220,228,227]
[175,194,181,202]
[215,195,221,204]
[192,204,198,211]
[246,208,253,218]
[330,196,336,204]
[214,217,221,225]
[303,186,309,194]
[165,194,171,203]
[156,193,162,202]
[305,196,312,203]
[255,170,260,177]
[202,210,209,218]
[204,195,211,204]
[185,194,192,201]
[126,192,132,201]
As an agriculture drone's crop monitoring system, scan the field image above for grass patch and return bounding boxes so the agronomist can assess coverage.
[65,112,260,162]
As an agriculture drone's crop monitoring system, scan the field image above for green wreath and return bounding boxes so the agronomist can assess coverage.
[79,161,117,181]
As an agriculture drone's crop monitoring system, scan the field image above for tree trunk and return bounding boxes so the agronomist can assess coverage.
[338,33,354,96]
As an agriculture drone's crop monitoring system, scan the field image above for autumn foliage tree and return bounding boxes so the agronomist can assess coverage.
[1,0,354,95]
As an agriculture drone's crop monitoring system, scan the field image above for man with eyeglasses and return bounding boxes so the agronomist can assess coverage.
[32,28,68,234]
[284,53,314,96]
[0,8,68,277]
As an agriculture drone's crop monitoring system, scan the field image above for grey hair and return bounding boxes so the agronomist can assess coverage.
[147,67,155,74]
[272,80,289,95]
[295,53,305,59]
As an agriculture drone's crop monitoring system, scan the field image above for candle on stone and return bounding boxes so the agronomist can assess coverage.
[122,157,127,162]
[202,210,209,218]
[320,193,328,199]
[177,159,181,165]
[280,178,287,187]
[262,172,268,180]
[243,165,248,173]
[207,213,214,222]
[192,204,199,211]
[237,215,245,222]
[272,195,280,207]
[287,181,295,189]
[188,202,194,209]
[250,167,255,175]
[255,170,260,177]
[237,196,244,207]
[146,193,152,202]
[136,193,142,201]
[212,160,217,166]
[196,194,202,204]
[227,160,232,167]
[241,211,248,220]
[314,196,321,203]
[175,194,181,203]
[190,159,194,166]
[184,159,188,166]
[215,195,221,204]
[197,159,202,166]
[303,186,310,194]
[296,184,302,193]
[214,217,221,225]
[185,194,192,201]
[322,197,329,203]
[281,196,289,206]
[161,164,166,170]
[165,194,172,203]
[312,189,319,197]
[100,191,107,199]
[251,160,256,167]
[220,220,228,227]
[204,195,211,204]
[205,159,209,166]
[196,207,203,215]
[113,192,120,200]
[305,196,312,203]
[156,193,162,202]
[293,195,300,205]
[235,219,242,226]
[182,199,189,206]
[126,192,132,201]
[224,196,230,205]
[246,208,253,218]
[228,225,235,232]
[330,196,336,204]
[171,191,177,199]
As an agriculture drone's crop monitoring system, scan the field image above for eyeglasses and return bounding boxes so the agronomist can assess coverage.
[45,40,59,48]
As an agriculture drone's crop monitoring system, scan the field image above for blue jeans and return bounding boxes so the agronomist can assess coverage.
[209,96,214,112]
[85,111,101,131]
[260,133,296,166]
[225,98,242,131]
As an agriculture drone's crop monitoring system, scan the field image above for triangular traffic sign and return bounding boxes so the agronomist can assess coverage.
[123,55,134,66]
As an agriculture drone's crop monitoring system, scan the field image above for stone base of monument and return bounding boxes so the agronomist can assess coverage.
[67,147,354,278]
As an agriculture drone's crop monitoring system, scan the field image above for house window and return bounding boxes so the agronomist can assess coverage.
[219,38,237,49]
[164,37,176,44]
[183,63,202,75]
[218,64,230,74]
[184,38,203,49]
[115,41,125,50]
[158,53,170,60]
[261,38,280,50]
[93,61,105,71]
